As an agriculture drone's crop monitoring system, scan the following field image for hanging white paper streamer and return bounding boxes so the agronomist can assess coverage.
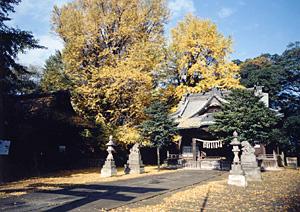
[194,139,223,149]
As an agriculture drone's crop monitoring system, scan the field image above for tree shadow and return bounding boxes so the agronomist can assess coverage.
[200,186,211,212]
[1,183,166,211]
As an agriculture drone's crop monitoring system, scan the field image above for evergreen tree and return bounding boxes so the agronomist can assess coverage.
[239,42,300,155]
[0,0,42,182]
[239,55,284,106]
[40,51,72,92]
[0,0,43,95]
[209,89,279,145]
[139,100,177,171]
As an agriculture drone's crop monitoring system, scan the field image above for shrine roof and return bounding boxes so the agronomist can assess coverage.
[172,87,270,130]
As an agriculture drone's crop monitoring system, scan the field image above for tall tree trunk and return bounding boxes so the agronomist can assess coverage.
[0,68,5,182]
[157,146,160,172]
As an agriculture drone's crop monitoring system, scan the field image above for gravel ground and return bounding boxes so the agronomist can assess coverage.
[115,169,300,211]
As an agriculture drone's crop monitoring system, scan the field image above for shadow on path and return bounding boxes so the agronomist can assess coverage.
[200,186,211,212]
[41,184,166,211]
[1,183,166,211]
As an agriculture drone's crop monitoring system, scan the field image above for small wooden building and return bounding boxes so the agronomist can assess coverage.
[172,87,270,170]
[3,91,96,181]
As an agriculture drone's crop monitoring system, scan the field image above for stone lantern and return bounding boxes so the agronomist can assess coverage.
[228,131,247,187]
[101,135,117,177]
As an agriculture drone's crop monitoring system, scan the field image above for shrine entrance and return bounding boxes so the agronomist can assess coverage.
[181,137,231,170]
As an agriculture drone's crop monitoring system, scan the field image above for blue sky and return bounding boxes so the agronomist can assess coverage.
[10,0,300,66]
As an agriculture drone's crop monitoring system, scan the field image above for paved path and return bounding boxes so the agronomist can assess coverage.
[0,170,223,211]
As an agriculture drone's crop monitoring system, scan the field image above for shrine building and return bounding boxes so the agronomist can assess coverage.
[171,86,269,170]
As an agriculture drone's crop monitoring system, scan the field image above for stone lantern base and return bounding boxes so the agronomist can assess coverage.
[228,174,247,187]
[228,164,247,187]
[101,160,117,177]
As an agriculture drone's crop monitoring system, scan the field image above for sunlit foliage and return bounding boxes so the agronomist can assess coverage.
[170,14,242,97]
[52,0,168,143]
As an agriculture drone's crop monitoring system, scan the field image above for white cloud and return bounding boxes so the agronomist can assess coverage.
[13,0,72,23]
[168,0,196,18]
[11,0,71,66]
[218,7,235,19]
[17,34,64,67]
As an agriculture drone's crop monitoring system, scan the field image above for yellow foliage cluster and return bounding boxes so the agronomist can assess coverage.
[51,2,245,145]
[171,14,243,97]
[52,0,168,144]
[115,125,151,146]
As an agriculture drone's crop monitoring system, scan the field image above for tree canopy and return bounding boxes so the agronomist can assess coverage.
[240,43,300,115]
[52,0,168,138]
[209,89,279,145]
[139,99,177,148]
[0,0,42,95]
[139,99,177,170]
[170,14,242,98]
[239,42,300,154]
[40,51,72,92]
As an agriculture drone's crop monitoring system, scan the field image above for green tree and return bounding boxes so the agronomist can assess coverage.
[40,51,72,92]
[239,43,300,115]
[3,65,42,94]
[283,116,300,155]
[139,99,177,171]
[0,0,42,182]
[276,42,300,116]
[239,55,284,105]
[239,42,300,154]
[0,0,43,95]
[209,89,279,145]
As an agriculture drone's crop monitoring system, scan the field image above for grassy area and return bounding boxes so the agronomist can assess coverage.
[116,169,300,211]
[0,166,177,199]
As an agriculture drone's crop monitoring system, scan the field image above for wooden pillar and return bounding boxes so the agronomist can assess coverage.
[192,138,197,161]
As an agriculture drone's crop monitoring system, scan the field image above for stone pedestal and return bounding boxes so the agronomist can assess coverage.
[228,131,247,187]
[286,157,298,169]
[242,166,261,181]
[228,174,247,187]
[228,164,247,187]
[241,141,262,181]
[101,159,117,177]
[126,143,144,174]
[101,136,117,177]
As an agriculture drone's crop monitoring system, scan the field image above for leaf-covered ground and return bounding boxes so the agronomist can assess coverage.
[0,166,176,199]
[116,169,300,211]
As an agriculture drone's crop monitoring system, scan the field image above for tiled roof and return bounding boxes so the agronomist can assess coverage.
[172,87,270,130]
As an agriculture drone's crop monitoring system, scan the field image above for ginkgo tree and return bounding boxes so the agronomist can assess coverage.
[52,0,169,143]
[170,14,243,97]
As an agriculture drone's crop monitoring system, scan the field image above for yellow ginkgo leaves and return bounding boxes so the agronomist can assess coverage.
[171,14,243,97]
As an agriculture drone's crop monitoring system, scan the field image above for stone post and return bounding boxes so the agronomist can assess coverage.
[101,135,117,177]
[192,138,197,161]
[228,131,247,187]
[280,151,285,166]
